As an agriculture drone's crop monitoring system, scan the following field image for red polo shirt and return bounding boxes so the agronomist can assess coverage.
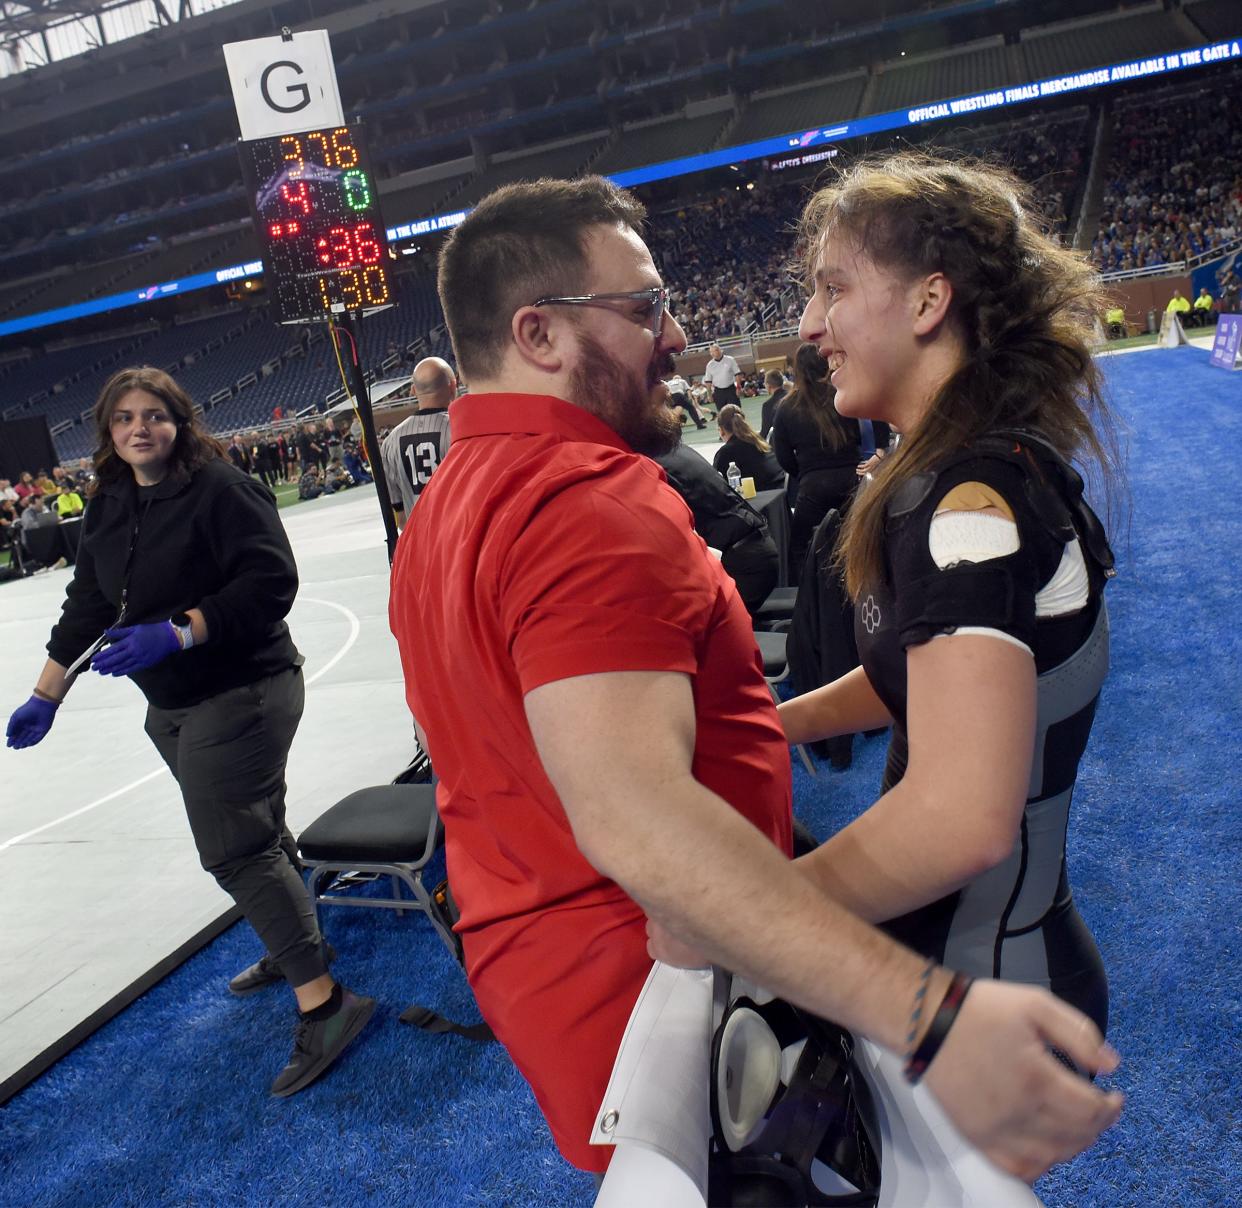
[389,392,791,1170]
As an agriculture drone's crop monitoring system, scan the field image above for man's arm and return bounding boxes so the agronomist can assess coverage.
[526,669,1121,1181]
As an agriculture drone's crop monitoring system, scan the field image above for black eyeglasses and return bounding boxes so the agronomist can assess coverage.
[531,286,671,338]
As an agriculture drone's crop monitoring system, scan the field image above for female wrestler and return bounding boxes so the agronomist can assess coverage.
[779,153,1119,1033]
[6,366,373,1093]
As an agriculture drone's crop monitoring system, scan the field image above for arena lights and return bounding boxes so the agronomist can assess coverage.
[238,124,395,324]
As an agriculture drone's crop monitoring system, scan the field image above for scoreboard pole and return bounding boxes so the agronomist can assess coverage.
[335,308,400,562]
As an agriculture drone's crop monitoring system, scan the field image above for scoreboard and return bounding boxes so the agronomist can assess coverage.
[238,124,395,324]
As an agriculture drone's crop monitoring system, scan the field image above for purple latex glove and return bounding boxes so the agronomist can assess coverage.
[6,695,59,749]
[93,622,182,677]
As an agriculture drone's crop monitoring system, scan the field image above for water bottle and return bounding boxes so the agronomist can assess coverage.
[726,462,742,493]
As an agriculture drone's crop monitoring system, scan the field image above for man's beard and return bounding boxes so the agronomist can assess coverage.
[569,332,682,457]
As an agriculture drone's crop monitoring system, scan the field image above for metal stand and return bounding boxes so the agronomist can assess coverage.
[335,308,400,563]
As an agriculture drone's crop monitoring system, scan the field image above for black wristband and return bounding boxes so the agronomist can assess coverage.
[903,972,974,1085]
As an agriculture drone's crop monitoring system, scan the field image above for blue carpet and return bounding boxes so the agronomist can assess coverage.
[1,346,1239,1206]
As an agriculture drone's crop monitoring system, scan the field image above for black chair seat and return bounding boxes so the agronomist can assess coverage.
[299,784,440,864]
[754,630,788,678]
[754,586,798,626]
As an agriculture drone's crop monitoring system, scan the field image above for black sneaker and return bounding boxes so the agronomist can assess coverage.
[228,942,336,996]
[269,987,376,1098]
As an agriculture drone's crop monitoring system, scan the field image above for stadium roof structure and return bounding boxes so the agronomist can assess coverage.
[0,0,241,75]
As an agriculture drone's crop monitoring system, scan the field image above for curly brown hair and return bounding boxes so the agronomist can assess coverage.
[796,152,1121,597]
[89,366,226,494]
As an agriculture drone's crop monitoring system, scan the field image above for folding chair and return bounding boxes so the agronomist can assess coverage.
[297,783,457,958]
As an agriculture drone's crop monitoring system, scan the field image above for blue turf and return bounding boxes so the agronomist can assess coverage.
[2,346,1239,1206]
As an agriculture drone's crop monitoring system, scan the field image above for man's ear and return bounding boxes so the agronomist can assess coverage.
[511,305,567,374]
[911,272,954,337]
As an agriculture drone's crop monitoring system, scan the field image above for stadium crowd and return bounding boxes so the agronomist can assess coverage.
[1091,78,1242,273]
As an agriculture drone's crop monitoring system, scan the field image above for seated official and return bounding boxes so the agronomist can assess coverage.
[712,404,784,491]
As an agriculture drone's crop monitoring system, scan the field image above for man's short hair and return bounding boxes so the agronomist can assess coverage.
[764,369,783,388]
[437,176,646,381]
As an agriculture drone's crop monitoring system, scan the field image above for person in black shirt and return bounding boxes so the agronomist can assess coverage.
[656,436,778,617]
[759,369,788,441]
[712,404,784,490]
[5,366,374,1098]
[771,343,880,582]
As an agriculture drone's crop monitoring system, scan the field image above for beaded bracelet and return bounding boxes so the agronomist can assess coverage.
[904,971,975,1085]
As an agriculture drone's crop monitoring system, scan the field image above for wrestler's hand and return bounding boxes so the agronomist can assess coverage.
[923,979,1123,1182]
[645,916,711,969]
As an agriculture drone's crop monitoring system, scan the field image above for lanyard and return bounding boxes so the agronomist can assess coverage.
[117,491,156,624]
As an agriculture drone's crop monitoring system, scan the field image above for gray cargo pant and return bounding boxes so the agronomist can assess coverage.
[144,665,327,988]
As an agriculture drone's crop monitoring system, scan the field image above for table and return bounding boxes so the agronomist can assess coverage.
[22,516,81,567]
[750,487,790,586]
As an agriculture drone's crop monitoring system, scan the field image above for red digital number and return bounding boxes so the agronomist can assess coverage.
[280,181,312,215]
[315,223,382,268]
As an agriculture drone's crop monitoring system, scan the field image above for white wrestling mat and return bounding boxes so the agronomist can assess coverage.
[0,486,412,1101]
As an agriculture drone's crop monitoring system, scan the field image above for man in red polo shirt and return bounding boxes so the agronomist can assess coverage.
[389,177,1121,1180]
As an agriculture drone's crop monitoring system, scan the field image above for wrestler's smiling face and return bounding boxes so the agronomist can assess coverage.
[798,236,932,429]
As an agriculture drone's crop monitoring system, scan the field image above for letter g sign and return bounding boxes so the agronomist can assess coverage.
[224,31,344,141]
[260,60,311,113]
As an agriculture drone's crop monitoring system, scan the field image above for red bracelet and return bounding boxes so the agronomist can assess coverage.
[903,972,974,1084]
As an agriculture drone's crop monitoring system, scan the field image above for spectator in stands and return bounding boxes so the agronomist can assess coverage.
[1192,288,1215,326]
[778,152,1122,1049]
[0,478,17,503]
[391,174,1122,1182]
[35,470,57,496]
[379,356,455,529]
[759,368,787,440]
[770,343,874,582]
[14,472,39,502]
[6,366,373,1098]
[1166,289,1191,318]
[702,341,743,413]
[713,404,783,490]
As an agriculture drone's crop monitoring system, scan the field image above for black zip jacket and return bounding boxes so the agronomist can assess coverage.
[654,444,768,552]
[771,406,864,476]
[47,458,301,710]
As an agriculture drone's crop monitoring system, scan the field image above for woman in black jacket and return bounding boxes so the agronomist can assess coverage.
[5,366,373,1097]
[772,343,882,581]
[712,404,784,490]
